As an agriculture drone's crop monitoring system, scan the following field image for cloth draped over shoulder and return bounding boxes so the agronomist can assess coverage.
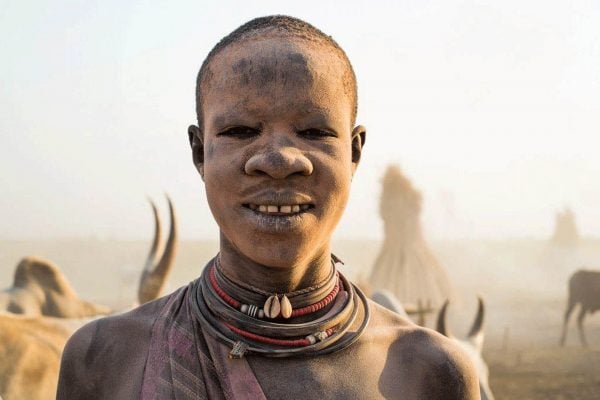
[140,281,267,400]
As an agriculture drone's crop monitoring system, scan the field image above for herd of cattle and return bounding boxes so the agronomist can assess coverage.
[0,198,597,400]
[0,197,177,400]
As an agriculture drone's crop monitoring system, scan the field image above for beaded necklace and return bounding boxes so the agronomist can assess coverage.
[191,256,370,358]
[214,256,338,319]
[212,258,340,319]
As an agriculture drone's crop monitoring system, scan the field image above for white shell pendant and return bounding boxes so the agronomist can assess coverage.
[263,294,281,318]
[280,294,293,318]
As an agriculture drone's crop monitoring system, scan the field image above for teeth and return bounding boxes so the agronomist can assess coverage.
[251,204,310,214]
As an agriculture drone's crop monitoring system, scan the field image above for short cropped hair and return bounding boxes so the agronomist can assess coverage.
[195,15,358,129]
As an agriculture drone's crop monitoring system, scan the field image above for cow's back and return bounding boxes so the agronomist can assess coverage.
[569,269,600,311]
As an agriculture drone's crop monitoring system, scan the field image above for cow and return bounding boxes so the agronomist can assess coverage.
[0,257,111,318]
[371,289,409,319]
[0,197,177,400]
[560,269,600,347]
[436,298,495,400]
[371,290,494,400]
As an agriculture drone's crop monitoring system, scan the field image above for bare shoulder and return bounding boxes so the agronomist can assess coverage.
[57,294,173,399]
[401,327,480,399]
[367,302,480,399]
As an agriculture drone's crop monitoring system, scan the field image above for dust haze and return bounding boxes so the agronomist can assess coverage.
[2,1,599,399]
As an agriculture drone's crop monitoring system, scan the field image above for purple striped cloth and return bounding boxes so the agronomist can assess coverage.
[140,281,266,400]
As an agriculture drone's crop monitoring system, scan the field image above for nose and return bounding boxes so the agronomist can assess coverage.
[244,145,313,179]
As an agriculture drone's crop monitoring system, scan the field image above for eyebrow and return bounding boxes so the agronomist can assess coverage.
[209,109,257,130]
[209,105,343,131]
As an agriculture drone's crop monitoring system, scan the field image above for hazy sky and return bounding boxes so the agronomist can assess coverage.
[1,0,599,240]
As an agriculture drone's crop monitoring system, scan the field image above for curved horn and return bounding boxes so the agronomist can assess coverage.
[436,299,454,338]
[468,296,485,338]
[138,195,178,304]
[142,198,162,273]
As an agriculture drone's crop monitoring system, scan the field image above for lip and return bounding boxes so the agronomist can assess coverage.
[240,190,313,207]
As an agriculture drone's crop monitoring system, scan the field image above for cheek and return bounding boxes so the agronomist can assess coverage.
[203,140,244,180]
[202,144,243,218]
[315,154,354,213]
[314,142,354,183]
[205,141,216,159]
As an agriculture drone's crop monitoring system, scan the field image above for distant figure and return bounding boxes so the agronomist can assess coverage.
[560,269,600,347]
[551,207,579,247]
[370,165,453,308]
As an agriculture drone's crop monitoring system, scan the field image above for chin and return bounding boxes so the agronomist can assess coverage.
[238,237,315,269]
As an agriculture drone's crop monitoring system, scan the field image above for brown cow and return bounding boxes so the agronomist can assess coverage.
[0,197,177,400]
[560,269,600,347]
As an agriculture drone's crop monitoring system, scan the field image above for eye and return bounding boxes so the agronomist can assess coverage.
[298,128,337,139]
[218,126,260,138]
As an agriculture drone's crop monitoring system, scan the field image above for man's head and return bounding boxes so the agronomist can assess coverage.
[188,16,366,269]
[193,16,358,132]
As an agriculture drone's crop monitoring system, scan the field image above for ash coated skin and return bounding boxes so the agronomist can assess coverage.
[190,36,361,294]
[57,32,480,399]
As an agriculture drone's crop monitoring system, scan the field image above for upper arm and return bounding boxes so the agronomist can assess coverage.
[56,306,160,399]
[424,337,481,400]
[56,321,98,399]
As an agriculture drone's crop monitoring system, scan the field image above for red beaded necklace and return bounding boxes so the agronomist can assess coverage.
[209,265,341,319]
[224,322,336,347]
[192,256,371,358]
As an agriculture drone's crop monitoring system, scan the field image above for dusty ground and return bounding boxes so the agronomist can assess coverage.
[2,237,600,399]
[487,346,600,400]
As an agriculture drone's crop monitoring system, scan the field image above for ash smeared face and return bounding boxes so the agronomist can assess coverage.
[199,36,358,268]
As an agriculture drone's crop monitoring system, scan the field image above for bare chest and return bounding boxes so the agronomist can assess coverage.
[247,345,417,400]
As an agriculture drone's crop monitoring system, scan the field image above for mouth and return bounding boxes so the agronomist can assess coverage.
[242,203,314,216]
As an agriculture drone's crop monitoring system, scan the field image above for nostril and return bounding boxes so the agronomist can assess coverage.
[244,148,313,178]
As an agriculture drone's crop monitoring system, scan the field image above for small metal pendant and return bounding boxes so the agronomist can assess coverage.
[229,341,249,359]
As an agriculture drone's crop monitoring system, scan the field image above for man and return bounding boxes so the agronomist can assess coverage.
[58,16,479,399]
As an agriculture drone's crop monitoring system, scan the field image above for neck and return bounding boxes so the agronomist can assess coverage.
[218,233,332,294]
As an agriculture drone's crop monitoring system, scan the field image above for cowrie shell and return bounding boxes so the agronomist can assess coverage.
[280,295,293,319]
[263,294,281,318]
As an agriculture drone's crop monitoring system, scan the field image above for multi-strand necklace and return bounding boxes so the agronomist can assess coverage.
[192,255,370,358]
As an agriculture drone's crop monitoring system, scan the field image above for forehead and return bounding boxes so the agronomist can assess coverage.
[202,36,348,102]
[200,36,353,130]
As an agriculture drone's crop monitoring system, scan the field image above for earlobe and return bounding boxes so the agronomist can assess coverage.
[188,125,205,179]
[351,125,367,173]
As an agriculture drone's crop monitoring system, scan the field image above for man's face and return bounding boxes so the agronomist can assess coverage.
[193,37,363,268]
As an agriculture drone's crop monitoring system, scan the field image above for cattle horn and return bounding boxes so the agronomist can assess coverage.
[142,198,162,274]
[138,195,178,304]
[467,296,485,352]
[468,296,485,337]
[436,300,454,339]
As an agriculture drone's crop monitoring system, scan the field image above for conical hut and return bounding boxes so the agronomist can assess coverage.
[550,207,579,247]
[369,165,453,308]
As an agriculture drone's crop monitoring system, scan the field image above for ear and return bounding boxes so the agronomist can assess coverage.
[351,125,366,174]
[188,125,205,180]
